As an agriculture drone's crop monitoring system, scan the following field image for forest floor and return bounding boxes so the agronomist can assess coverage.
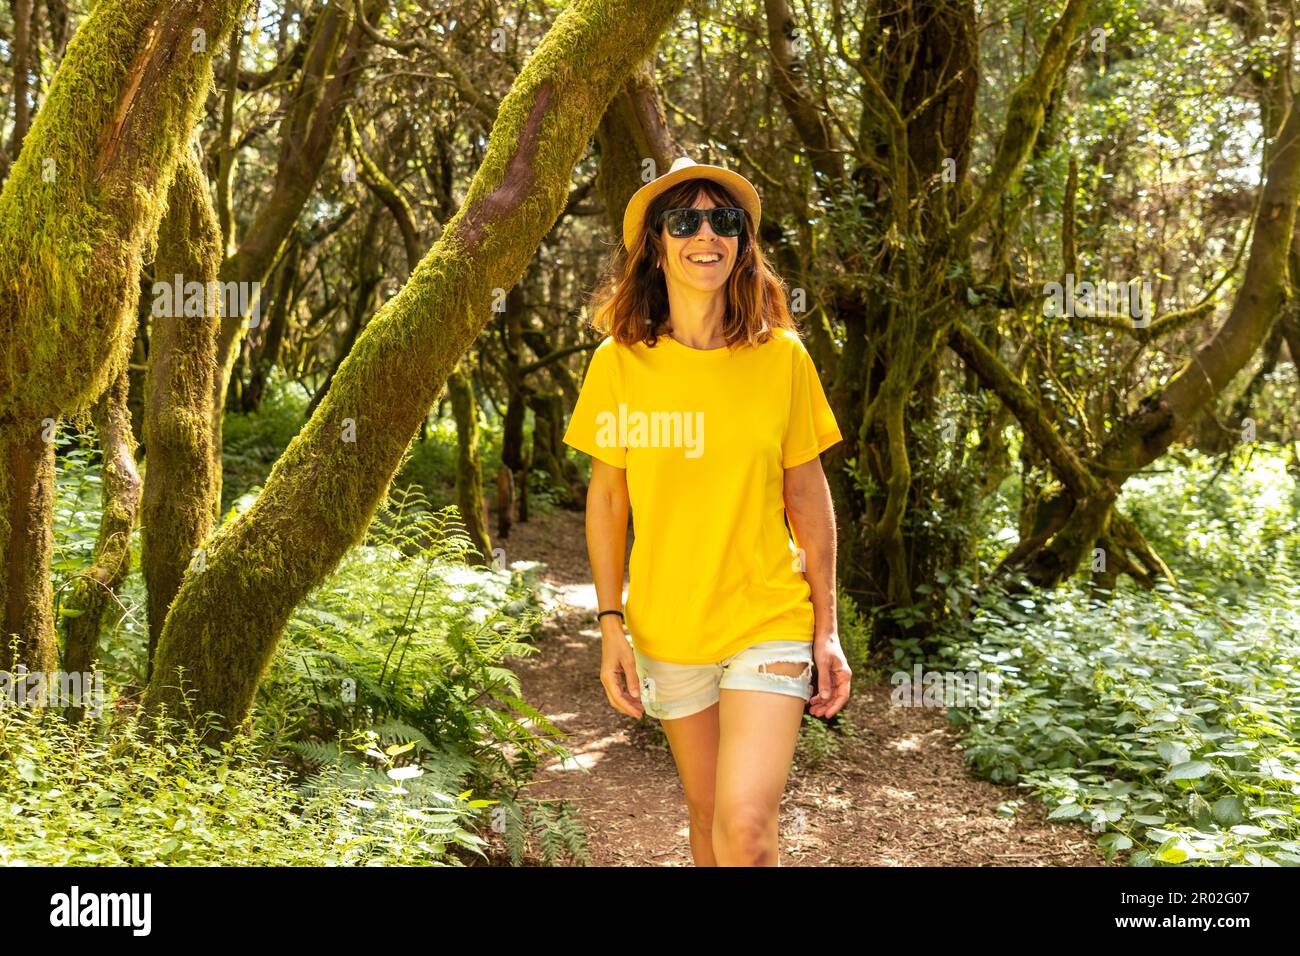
[482,505,1106,867]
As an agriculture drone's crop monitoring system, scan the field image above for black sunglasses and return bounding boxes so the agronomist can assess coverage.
[658,206,746,239]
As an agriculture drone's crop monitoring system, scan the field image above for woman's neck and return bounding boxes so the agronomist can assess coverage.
[665,283,727,348]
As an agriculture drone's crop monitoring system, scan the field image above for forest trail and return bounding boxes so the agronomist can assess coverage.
[491,507,1106,867]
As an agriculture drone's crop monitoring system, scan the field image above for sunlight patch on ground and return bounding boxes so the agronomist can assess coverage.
[542,731,630,772]
[882,785,918,801]
[558,583,599,610]
[545,752,602,771]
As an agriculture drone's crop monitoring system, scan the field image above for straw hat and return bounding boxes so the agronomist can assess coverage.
[622,155,761,252]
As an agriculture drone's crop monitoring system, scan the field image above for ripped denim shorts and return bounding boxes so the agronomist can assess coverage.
[631,638,815,721]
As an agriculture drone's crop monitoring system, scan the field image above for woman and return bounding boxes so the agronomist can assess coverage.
[561,156,851,866]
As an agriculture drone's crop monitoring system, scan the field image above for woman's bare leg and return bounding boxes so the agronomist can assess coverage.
[659,702,720,866]
[712,679,806,866]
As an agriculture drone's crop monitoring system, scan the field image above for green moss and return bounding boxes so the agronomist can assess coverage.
[0,0,245,425]
[0,2,245,673]
[0,420,57,673]
[140,151,223,668]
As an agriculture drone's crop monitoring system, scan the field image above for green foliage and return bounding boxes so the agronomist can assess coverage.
[50,431,107,605]
[255,482,590,864]
[524,467,565,515]
[796,710,861,771]
[502,794,592,866]
[1118,444,1298,593]
[856,385,997,643]
[941,445,1300,866]
[393,414,461,511]
[219,368,312,510]
[43,439,591,865]
[289,727,491,866]
[0,705,483,866]
[835,585,875,677]
[49,429,150,683]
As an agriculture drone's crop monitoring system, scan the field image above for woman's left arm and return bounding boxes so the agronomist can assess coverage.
[784,455,851,718]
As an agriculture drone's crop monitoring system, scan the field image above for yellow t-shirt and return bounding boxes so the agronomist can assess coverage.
[561,326,843,664]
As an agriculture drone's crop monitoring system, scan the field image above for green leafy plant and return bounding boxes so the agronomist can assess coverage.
[0,704,482,866]
[941,445,1300,866]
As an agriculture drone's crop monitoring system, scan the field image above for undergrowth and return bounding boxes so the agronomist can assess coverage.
[932,444,1300,866]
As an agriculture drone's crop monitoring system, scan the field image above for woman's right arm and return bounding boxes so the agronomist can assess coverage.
[586,458,644,718]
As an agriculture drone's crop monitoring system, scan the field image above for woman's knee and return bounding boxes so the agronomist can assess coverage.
[713,802,776,861]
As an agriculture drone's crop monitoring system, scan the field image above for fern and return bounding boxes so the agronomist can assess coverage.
[287,739,343,767]
[553,800,592,866]
[500,795,529,867]
[497,693,567,742]
[485,794,592,867]
[250,479,592,865]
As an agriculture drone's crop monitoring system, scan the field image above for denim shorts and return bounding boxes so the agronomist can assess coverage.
[631,638,815,721]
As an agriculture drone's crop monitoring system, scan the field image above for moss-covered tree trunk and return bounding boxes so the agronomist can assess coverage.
[447,362,492,565]
[140,149,223,673]
[0,419,55,673]
[345,115,494,563]
[143,0,690,736]
[64,368,142,690]
[0,0,244,672]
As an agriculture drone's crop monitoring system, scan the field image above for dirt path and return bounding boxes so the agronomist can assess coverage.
[490,507,1105,867]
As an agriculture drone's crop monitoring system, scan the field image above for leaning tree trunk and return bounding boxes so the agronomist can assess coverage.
[345,111,494,566]
[63,368,142,705]
[0,0,245,671]
[141,149,223,675]
[143,0,691,737]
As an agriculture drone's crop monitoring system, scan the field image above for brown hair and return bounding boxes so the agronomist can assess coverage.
[585,178,796,349]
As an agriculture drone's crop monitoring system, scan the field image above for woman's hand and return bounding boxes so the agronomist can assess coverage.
[599,616,645,718]
[809,630,851,718]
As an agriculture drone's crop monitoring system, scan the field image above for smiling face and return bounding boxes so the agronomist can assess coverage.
[658,190,740,295]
